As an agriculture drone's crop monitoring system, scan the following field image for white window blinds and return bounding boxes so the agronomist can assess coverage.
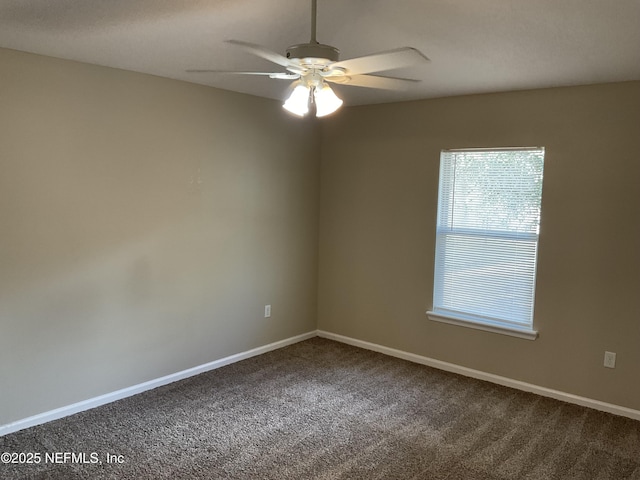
[431,148,544,332]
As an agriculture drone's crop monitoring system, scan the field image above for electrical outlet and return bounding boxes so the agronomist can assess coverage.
[604,351,616,369]
[264,305,271,318]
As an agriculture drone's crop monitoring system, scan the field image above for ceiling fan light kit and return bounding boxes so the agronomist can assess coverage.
[283,71,343,117]
[188,0,429,118]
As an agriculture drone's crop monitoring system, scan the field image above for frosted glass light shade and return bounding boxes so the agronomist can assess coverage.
[283,85,310,116]
[314,84,343,117]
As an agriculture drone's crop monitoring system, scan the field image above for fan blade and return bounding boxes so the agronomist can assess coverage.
[325,74,419,90]
[186,70,299,80]
[331,47,429,75]
[226,40,300,71]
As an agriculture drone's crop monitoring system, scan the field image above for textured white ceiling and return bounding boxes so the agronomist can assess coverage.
[1,0,639,106]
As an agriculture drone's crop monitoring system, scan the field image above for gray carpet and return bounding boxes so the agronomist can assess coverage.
[1,337,639,479]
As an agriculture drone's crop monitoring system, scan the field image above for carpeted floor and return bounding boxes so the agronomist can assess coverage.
[1,337,639,479]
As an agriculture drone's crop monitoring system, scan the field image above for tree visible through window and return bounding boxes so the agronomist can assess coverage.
[428,147,545,338]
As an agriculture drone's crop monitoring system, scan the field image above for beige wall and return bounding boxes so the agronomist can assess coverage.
[1,45,638,426]
[0,48,320,425]
[318,82,640,410]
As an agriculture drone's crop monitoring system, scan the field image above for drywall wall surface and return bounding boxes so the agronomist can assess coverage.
[318,82,640,410]
[0,47,320,424]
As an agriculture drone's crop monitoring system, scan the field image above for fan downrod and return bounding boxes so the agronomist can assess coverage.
[285,0,339,64]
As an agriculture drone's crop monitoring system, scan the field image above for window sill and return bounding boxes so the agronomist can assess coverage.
[426,311,538,340]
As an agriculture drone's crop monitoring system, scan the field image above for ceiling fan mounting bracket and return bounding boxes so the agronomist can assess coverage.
[286,43,339,63]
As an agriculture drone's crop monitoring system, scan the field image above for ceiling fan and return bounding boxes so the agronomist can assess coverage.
[188,0,430,117]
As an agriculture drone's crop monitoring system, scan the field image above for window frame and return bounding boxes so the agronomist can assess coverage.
[426,147,544,340]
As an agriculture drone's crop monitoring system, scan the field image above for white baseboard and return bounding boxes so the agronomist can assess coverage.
[317,330,640,422]
[3,328,637,438]
[0,331,317,437]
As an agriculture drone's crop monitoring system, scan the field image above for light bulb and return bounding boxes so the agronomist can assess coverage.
[314,84,343,117]
[283,84,310,116]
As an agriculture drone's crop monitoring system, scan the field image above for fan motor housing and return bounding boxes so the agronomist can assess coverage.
[286,43,340,64]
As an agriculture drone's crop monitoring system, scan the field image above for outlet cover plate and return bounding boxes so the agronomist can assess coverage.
[604,351,616,368]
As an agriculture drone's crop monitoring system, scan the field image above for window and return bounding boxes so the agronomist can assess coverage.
[427,147,545,340]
